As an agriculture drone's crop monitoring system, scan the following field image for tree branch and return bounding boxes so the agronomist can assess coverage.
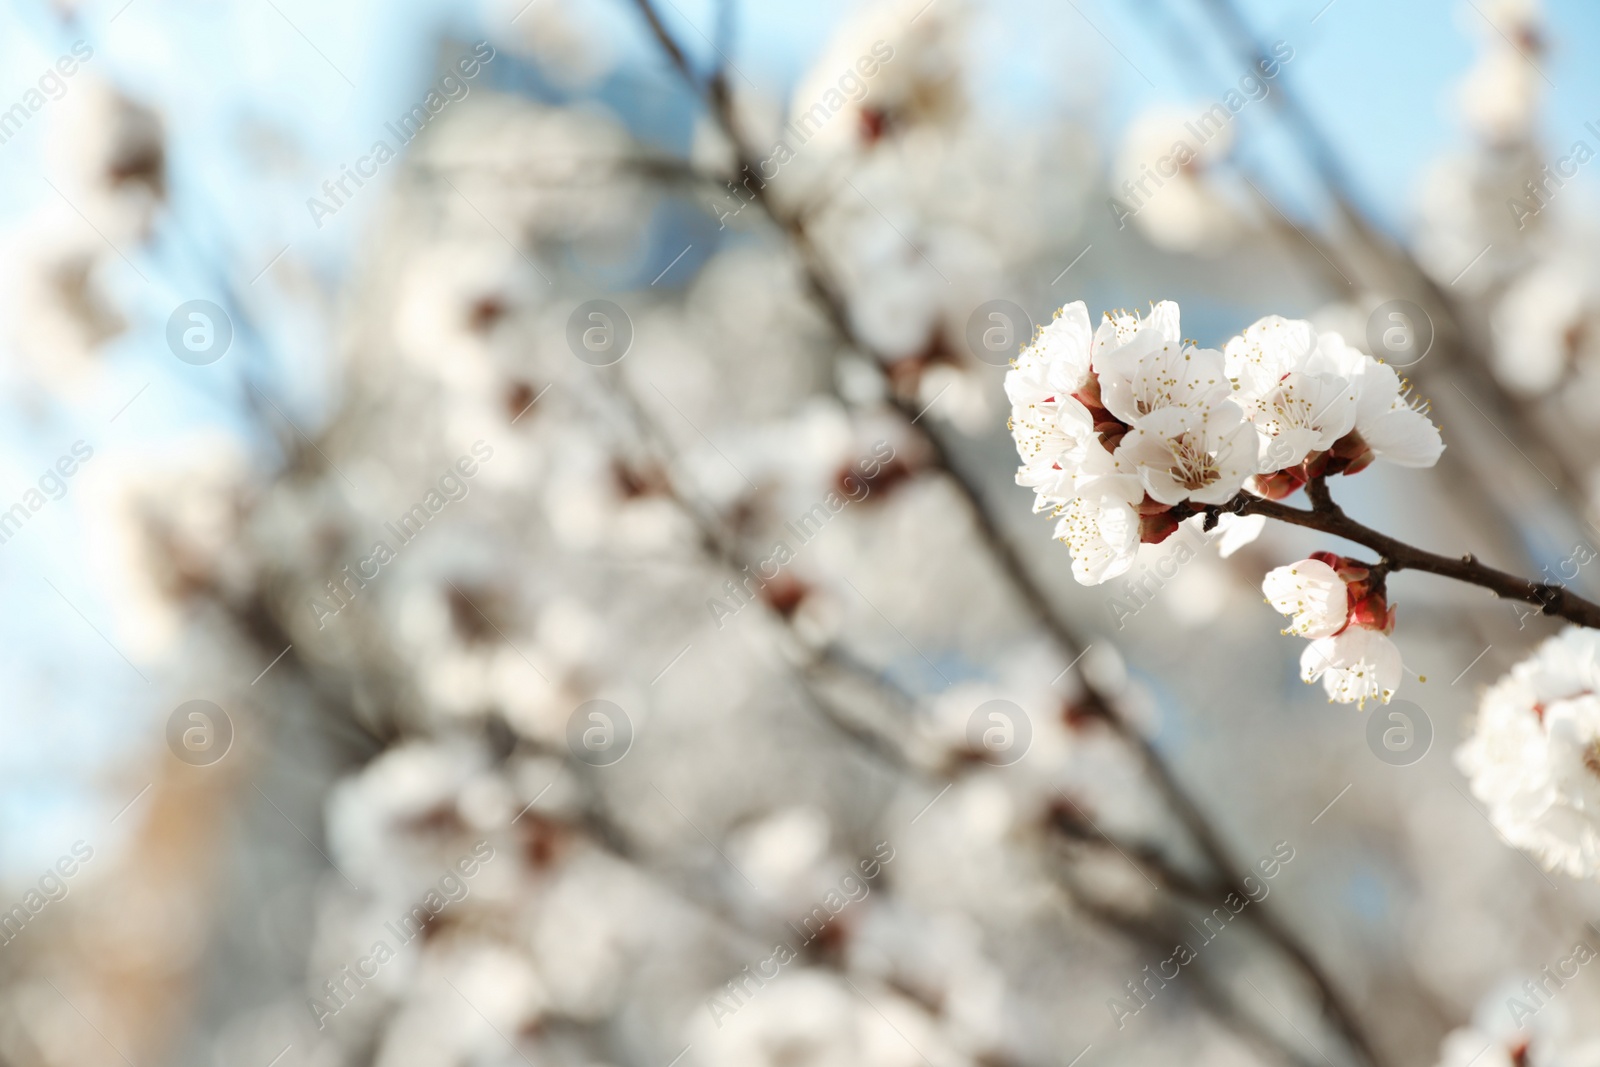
[1213,480,1600,630]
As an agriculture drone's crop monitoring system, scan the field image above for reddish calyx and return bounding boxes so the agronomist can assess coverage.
[1254,432,1379,498]
[1139,503,1181,545]
[1317,432,1375,477]
[1309,551,1395,635]
[1072,374,1129,452]
[859,107,889,144]
[1253,466,1309,500]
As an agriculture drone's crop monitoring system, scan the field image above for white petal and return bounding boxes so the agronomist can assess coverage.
[1262,559,1345,637]
[1350,357,1401,425]
[1303,330,1368,380]
[1030,301,1094,394]
[1146,300,1182,344]
[1300,629,1402,706]
[1361,406,1445,468]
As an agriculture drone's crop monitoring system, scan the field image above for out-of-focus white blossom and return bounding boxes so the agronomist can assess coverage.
[788,0,965,160]
[493,0,616,89]
[1415,147,1547,293]
[1460,48,1540,146]
[729,805,838,914]
[372,943,547,1067]
[3,228,126,385]
[49,79,165,241]
[392,240,536,389]
[81,441,251,659]
[1457,0,1544,145]
[1113,106,1239,255]
[419,94,647,261]
[1458,628,1600,879]
[1431,977,1600,1067]
[1491,262,1590,395]
[692,968,973,1067]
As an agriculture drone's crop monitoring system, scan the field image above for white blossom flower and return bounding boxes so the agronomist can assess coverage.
[49,79,165,241]
[1460,46,1541,146]
[727,806,843,917]
[1087,290,1221,429]
[374,943,548,1067]
[1010,300,1094,398]
[1300,627,1402,707]
[4,228,126,385]
[1013,300,1440,592]
[1223,314,1317,396]
[1097,337,1230,424]
[1009,393,1098,508]
[1415,143,1544,292]
[691,969,972,1067]
[529,852,660,1020]
[1114,403,1258,506]
[1052,479,1142,586]
[1225,315,1443,472]
[1006,302,1098,509]
[1226,317,1359,405]
[393,240,534,389]
[1092,300,1182,370]
[1262,559,1347,638]
[1250,370,1359,472]
[80,440,251,659]
[497,0,617,90]
[1347,357,1445,469]
[1457,627,1600,879]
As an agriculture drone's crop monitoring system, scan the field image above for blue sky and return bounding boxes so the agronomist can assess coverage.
[0,0,1594,878]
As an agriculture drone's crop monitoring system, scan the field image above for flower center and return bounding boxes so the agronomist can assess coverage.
[1165,432,1218,491]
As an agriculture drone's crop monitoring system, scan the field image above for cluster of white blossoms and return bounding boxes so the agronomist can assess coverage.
[1263,554,1402,707]
[1007,300,1443,704]
[1457,628,1600,879]
[1006,301,1443,582]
